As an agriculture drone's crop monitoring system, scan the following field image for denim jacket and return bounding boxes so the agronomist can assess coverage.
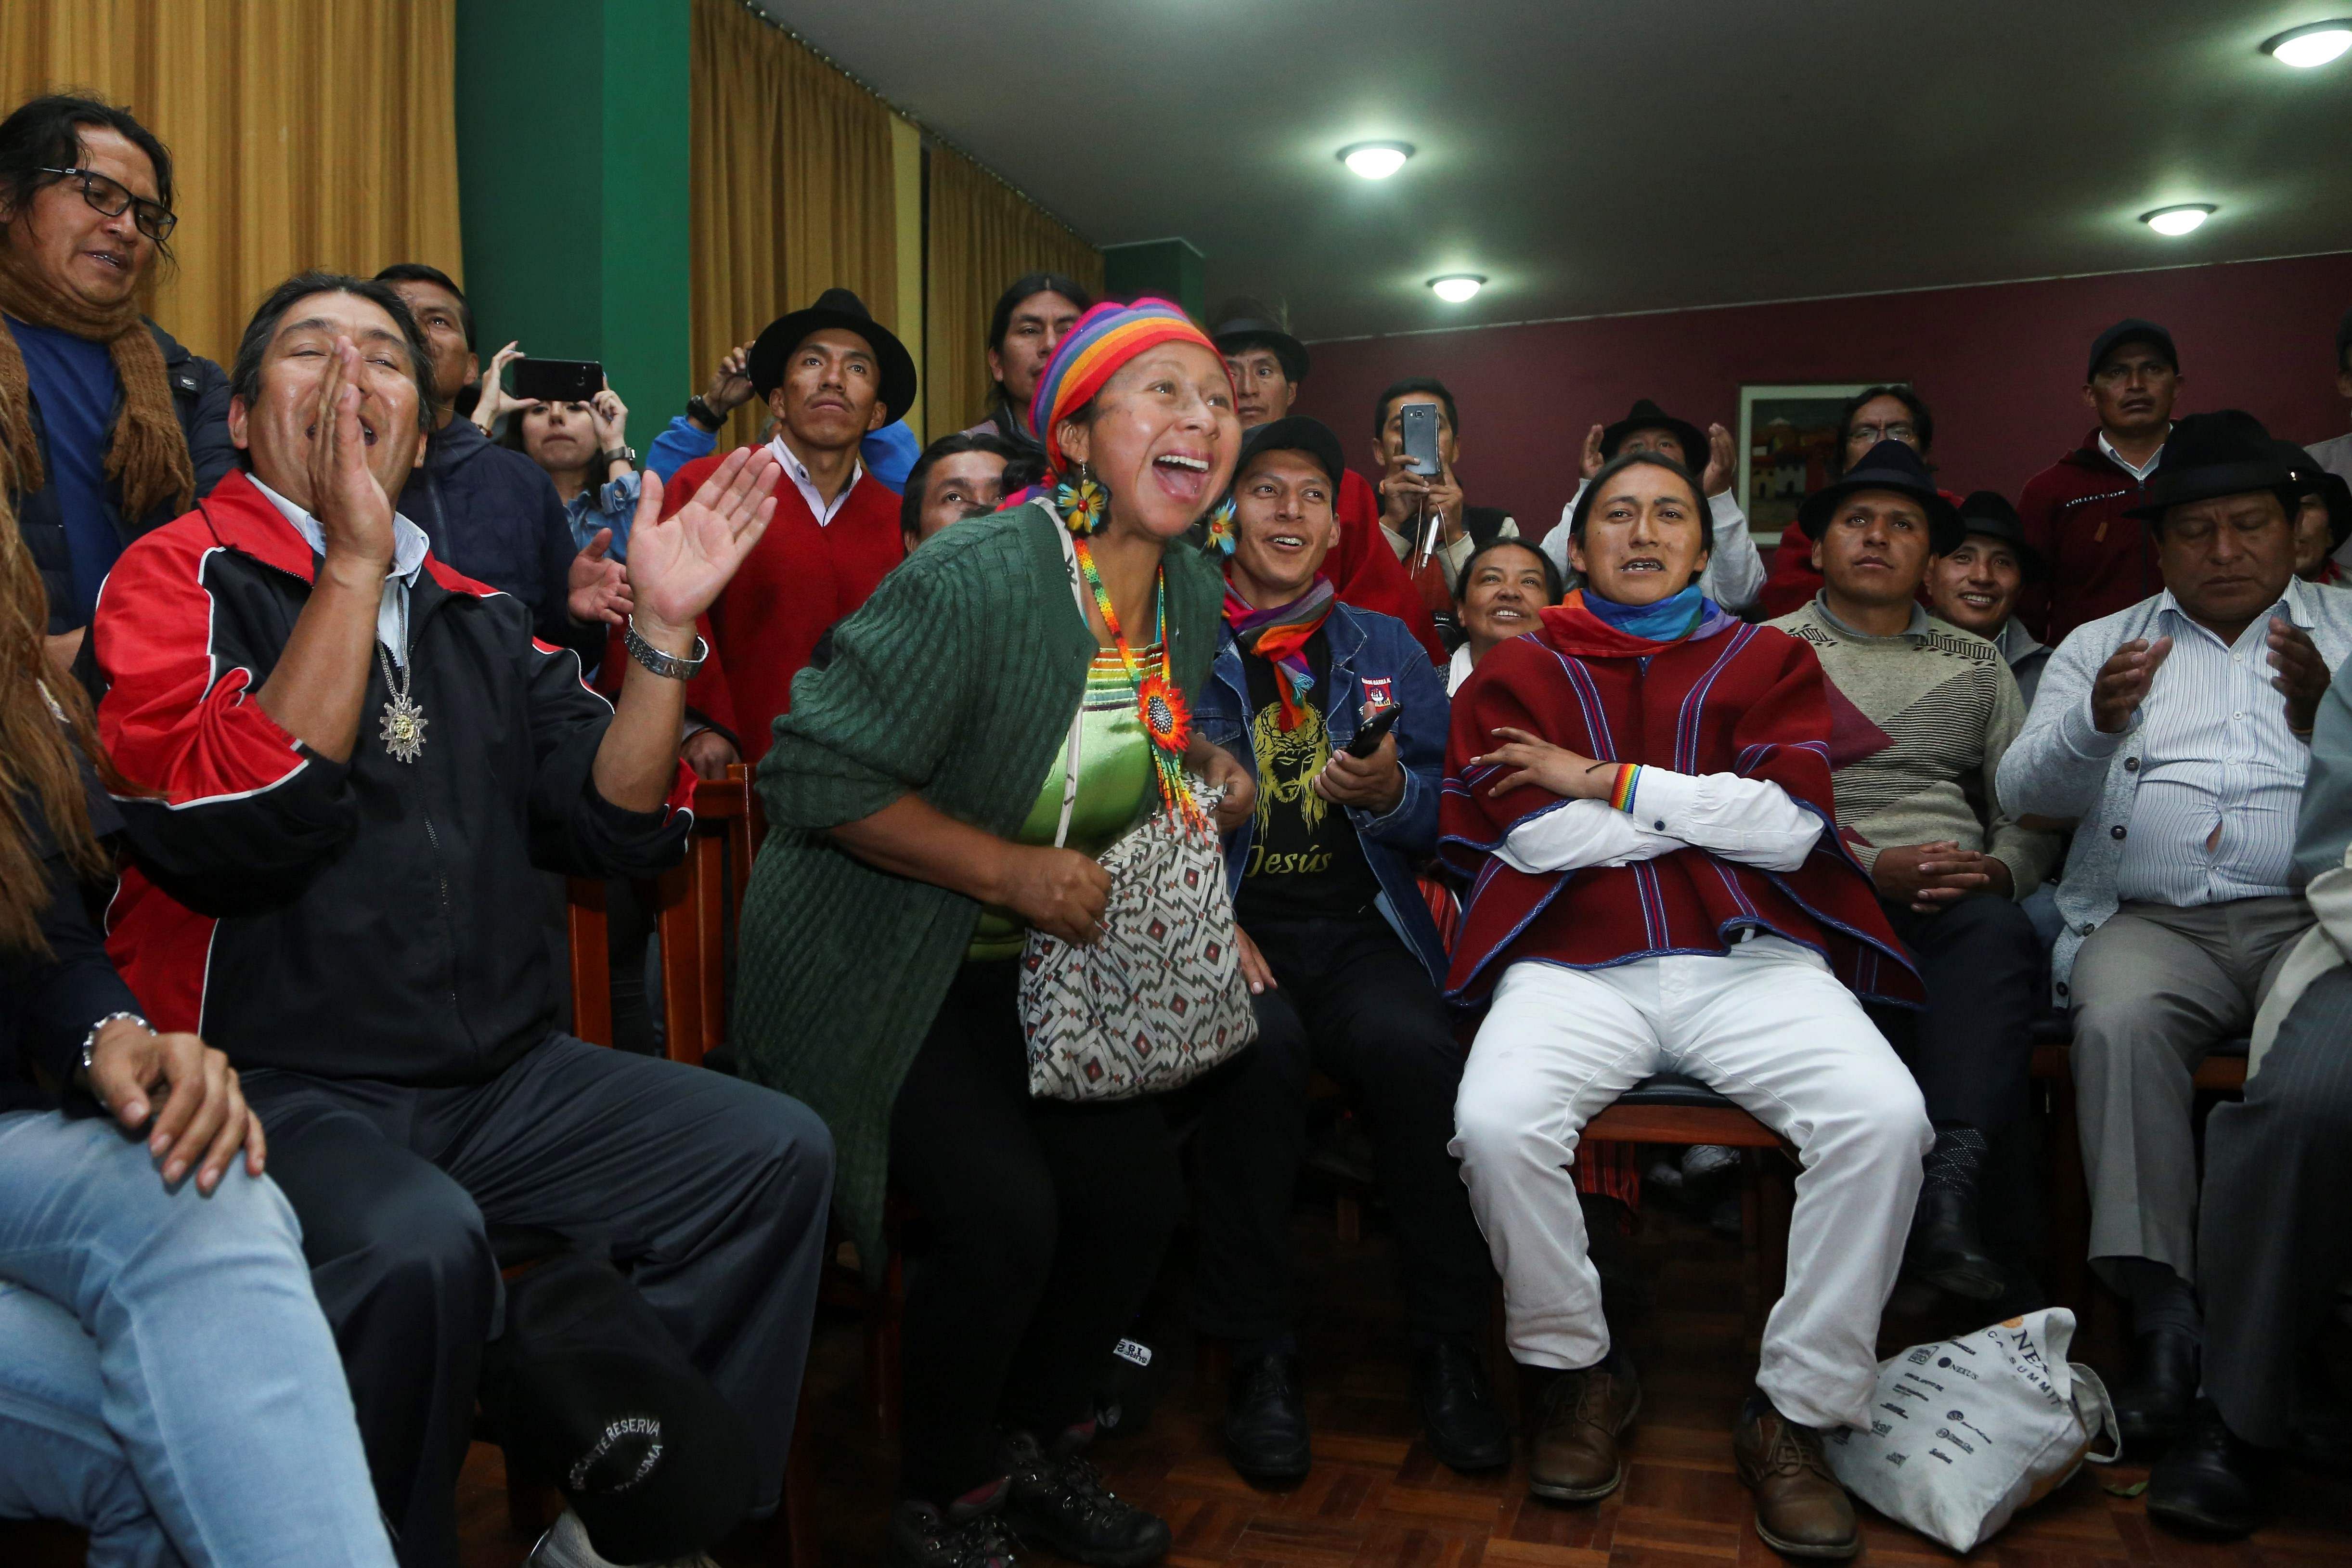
[1198,601,1452,984]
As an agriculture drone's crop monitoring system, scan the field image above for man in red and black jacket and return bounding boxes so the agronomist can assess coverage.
[93,272,834,1568]
[2016,319,2182,644]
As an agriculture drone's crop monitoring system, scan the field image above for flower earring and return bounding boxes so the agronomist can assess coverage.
[1202,497,1238,556]
[1056,462,1107,536]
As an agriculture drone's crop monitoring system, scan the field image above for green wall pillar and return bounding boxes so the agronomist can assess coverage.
[455,0,691,431]
[1103,239,1206,322]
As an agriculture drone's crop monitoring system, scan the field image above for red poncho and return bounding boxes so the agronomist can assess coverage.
[1439,611,1919,1008]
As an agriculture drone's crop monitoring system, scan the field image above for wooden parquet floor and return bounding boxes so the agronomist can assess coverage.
[457,1198,2352,1568]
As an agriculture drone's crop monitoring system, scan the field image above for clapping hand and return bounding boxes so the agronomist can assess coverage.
[2091,636,2172,734]
[567,529,633,625]
[2269,617,2331,735]
[1700,423,1736,498]
[308,337,395,576]
[624,446,780,636]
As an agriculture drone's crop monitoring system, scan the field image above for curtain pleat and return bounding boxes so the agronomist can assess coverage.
[923,143,1104,439]
[2,0,461,368]
[689,0,896,452]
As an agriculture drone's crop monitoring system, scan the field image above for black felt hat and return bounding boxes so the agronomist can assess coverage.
[1952,490,2043,576]
[1236,415,1346,488]
[746,287,918,424]
[2123,410,2292,520]
[1599,398,1709,471]
[2277,438,2352,551]
[2087,318,2179,380]
[1211,300,1310,383]
[1796,439,1963,552]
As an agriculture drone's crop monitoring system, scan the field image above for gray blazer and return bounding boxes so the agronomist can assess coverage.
[1996,579,2352,1001]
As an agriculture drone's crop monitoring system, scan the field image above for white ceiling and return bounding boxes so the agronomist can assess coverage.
[762,1,2352,342]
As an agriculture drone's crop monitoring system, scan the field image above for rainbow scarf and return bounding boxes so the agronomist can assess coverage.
[1540,584,1738,659]
[1223,577,1337,730]
[1029,298,1228,473]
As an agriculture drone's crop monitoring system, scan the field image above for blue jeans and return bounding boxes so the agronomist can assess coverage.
[0,1109,393,1568]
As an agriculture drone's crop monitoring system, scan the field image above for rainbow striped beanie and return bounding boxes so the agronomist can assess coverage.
[1029,297,1227,472]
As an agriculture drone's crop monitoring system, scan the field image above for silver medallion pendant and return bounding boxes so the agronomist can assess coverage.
[379,693,428,763]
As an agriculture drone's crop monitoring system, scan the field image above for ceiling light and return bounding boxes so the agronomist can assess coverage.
[1339,141,1413,180]
[2263,19,2352,67]
[2140,204,2215,236]
[1428,274,1485,303]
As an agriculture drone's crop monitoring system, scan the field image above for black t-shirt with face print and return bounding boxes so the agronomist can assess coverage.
[1233,632,1383,924]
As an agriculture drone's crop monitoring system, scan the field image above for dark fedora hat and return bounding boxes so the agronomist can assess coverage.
[2123,409,2293,520]
[1212,299,1310,383]
[2087,318,2180,381]
[2278,438,2352,551]
[746,287,918,424]
[1236,415,1346,488]
[1599,398,1709,471]
[1952,489,2043,576]
[1796,439,1964,552]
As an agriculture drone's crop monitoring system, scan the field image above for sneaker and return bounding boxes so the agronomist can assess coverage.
[526,1509,720,1568]
[999,1427,1170,1567]
[886,1495,1019,1568]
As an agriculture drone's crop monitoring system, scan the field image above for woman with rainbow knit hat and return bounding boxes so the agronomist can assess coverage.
[733,299,1254,1568]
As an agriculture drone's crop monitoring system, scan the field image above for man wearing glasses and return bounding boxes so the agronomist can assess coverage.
[2017,320,2183,644]
[0,93,233,685]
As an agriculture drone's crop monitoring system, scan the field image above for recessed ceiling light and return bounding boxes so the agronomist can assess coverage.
[1339,141,1413,180]
[1428,274,1485,303]
[2263,19,2352,67]
[2140,204,2216,236]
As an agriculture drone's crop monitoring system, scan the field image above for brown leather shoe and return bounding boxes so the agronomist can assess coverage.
[1527,1360,1641,1503]
[1732,1397,1860,1559]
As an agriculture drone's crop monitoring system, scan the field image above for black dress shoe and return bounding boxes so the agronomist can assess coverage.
[2114,1328,2200,1456]
[1223,1348,1311,1481]
[1905,1189,2006,1302]
[1414,1338,1512,1473]
[2147,1400,2261,1539]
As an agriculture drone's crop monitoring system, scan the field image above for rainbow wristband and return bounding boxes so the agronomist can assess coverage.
[1607,763,1641,814]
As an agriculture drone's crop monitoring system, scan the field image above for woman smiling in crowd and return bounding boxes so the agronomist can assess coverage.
[1447,536,1562,694]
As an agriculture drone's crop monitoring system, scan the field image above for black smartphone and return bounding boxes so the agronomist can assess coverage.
[510,357,604,403]
[1398,402,1441,477]
[1344,703,1403,758]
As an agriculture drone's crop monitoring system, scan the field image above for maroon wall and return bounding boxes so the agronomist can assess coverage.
[1293,254,2352,547]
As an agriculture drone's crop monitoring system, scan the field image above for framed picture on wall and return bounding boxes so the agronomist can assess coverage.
[1737,384,1873,537]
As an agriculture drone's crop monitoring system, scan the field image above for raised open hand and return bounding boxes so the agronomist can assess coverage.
[623,446,780,634]
[1701,423,1736,498]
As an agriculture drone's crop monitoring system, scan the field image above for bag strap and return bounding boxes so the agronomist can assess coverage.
[2068,1362,2124,1464]
[1052,516,1087,850]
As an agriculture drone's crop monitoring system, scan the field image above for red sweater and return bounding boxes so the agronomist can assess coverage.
[2016,432,2164,646]
[1335,467,1445,662]
[1439,619,1919,1008]
[665,450,905,763]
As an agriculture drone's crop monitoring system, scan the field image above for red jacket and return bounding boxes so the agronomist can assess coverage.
[2016,432,2164,646]
[664,449,905,763]
[1439,617,1919,1008]
[1334,467,1445,662]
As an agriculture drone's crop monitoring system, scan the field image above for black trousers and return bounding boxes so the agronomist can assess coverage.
[888,960,1183,1504]
[244,1034,835,1568]
[1188,913,1493,1343]
[1877,893,2041,1134]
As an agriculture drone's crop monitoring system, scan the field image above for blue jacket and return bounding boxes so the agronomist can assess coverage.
[1198,600,1451,984]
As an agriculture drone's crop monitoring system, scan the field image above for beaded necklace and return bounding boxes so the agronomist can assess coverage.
[1073,536,1201,826]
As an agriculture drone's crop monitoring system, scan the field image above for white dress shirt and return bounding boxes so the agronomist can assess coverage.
[251,476,432,667]
[767,435,862,526]
[1495,767,1823,877]
[2096,429,2167,483]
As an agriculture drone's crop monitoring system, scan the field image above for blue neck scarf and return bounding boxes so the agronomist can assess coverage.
[1581,583,1707,641]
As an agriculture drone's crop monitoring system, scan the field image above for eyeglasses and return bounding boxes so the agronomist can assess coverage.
[1849,422,1918,446]
[38,167,177,243]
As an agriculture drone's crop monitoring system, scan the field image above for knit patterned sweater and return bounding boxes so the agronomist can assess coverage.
[732,501,1222,1278]
[1768,595,2057,897]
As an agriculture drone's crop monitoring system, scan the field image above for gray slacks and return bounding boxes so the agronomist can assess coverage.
[2068,894,2310,1284]
[2198,963,2352,1447]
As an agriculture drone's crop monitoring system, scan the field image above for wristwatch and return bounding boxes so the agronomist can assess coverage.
[685,395,722,432]
[624,617,709,681]
[602,445,637,468]
[81,1010,151,1083]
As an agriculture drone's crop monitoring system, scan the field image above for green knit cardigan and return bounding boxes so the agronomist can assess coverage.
[734,500,1222,1278]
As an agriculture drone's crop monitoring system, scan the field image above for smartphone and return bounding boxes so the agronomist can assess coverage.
[510,357,604,403]
[1398,402,1441,477]
[1344,703,1403,758]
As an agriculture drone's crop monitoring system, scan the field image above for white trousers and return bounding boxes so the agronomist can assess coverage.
[1450,937,1930,1431]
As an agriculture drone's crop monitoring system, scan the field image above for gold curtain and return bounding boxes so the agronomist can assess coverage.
[689,0,897,451]
[924,143,1104,439]
[1,0,461,369]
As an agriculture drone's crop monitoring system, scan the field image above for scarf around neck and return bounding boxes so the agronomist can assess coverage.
[0,235,193,521]
[1541,583,1737,658]
[1223,575,1337,729]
